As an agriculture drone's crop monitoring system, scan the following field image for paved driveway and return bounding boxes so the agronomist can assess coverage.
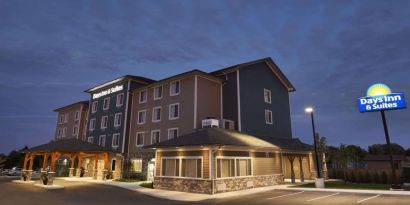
[1,177,409,205]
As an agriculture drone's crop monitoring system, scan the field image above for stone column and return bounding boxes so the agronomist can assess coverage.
[68,168,74,177]
[76,155,83,177]
[322,153,328,179]
[47,172,55,185]
[93,156,98,180]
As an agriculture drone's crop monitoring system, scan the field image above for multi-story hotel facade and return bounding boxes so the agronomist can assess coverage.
[23,57,325,193]
[54,101,89,141]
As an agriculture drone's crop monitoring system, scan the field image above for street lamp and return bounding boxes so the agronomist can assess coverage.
[305,107,324,188]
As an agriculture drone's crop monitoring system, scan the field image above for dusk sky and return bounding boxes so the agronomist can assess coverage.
[1,0,409,154]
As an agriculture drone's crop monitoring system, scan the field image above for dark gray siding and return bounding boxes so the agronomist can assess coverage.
[239,63,292,139]
[218,72,239,130]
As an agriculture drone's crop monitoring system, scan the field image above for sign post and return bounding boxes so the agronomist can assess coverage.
[357,83,406,189]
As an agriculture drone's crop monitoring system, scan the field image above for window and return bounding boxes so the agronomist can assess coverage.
[170,81,180,96]
[151,130,160,144]
[160,157,202,178]
[265,110,273,124]
[217,157,252,178]
[89,118,96,131]
[168,128,178,140]
[111,159,116,171]
[57,128,62,138]
[59,114,64,124]
[87,136,94,143]
[136,132,144,147]
[103,97,110,110]
[74,111,80,121]
[131,159,142,172]
[264,89,271,104]
[72,126,78,136]
[91,101,98,113]
[99,135,106,147]
[169,103,179,120]
[154,86,163,100]
[137,110,146,124]
[161,158,179,177]
[114,113,122,127]
[62,127,67,138]
[139,90,147,103]
[152,106,162,122]
[112,133,120,147]
[116,93,124,107]
[101,116,108,129]
[64,114,69,123]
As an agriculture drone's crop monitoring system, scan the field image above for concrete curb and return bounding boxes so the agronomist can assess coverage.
[280,187,410,196]
[34,184,65,190]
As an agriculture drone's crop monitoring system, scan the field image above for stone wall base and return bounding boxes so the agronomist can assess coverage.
[153,174,284,194]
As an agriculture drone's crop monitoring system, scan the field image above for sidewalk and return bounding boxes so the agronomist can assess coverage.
[62,178,410,202]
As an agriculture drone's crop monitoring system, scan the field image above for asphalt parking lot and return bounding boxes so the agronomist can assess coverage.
[1,177,409,205]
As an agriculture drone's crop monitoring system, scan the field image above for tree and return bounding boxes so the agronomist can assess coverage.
[368,143,406,155]
[406,148,410,156]
[3,147,27,169]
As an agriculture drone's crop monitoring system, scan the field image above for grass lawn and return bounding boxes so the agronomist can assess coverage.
[293,181,410,191]
[114,179,142,183]
[139,182,153,189]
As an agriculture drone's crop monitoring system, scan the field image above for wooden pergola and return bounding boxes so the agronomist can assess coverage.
[23,139,117,184]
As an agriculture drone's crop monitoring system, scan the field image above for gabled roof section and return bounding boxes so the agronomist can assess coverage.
[85,75,156,93]
[53,100,89,112]
[145,128,312,152]
[210,57,295,92]
[131,69,222,92]
[26,139,117,153]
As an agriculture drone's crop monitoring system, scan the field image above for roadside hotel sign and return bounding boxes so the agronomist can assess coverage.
[357,83,406,189]
[357,84,406,112]
[92,85,123,99]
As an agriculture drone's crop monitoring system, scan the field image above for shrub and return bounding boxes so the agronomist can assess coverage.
[381,171,388,184]
[372,171,380,184]
[140,182,153,189]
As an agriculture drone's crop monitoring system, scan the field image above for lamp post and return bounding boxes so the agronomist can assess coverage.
[305,107,324,188]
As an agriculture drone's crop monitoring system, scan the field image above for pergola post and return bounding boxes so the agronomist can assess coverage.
[93,154,99,180]
[298,155,305,182]
[68,155,75,177]
[102,153,110,180]
[47,152,59,185]
[21,153,32,181]
[42,153,49,171]
[76,154,83,177]
[287,155,296,184]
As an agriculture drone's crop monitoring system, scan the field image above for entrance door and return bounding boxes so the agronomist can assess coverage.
[147,161,155,182]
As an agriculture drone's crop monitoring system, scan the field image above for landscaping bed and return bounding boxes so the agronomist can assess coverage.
[292,181,410,191]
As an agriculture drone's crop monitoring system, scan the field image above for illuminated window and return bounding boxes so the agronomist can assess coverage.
[161,158,179,177]
[265,110,273,125]
[114,113,122,127]
[136,132,144,147]
[101,116,108,129]
[131,159,142,172]
[181,158,201,178]
[139,90,147,103]
[169,103,179,120]
[152,107,162,122]
[168,128,178,140]
[91,101,98,113]
[216,157,252,178]
[87,136,93,143]
[137,110,146,124]
[99,135,106,147]
[103,97,110,110]
[170,81,180,96]
[112,133,120,147]
[264,89,271,104]
[154,86,163,100]
[151,130,160,144]
[116,93,124,107]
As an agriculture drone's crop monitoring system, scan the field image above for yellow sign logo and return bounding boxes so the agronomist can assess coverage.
[366,84,391,97]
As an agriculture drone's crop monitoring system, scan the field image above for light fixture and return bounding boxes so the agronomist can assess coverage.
[305,107,314,113]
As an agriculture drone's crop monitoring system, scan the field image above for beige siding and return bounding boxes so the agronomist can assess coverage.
[196,76,222,127]
[55,104,88,140]
[253,154,282,175]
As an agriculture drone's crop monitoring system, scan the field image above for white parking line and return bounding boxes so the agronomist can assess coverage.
[267,191,305,199]
[306,192,340,201]
[357,195,381,204]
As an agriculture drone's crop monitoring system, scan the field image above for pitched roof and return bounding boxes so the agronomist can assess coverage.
[26,139,117,153]
[85,75,156,93]
[363,155,408,161]
[145,128,312,152]
[210,57,295,92]
[131,69,222,92]
[53,100,89,112]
